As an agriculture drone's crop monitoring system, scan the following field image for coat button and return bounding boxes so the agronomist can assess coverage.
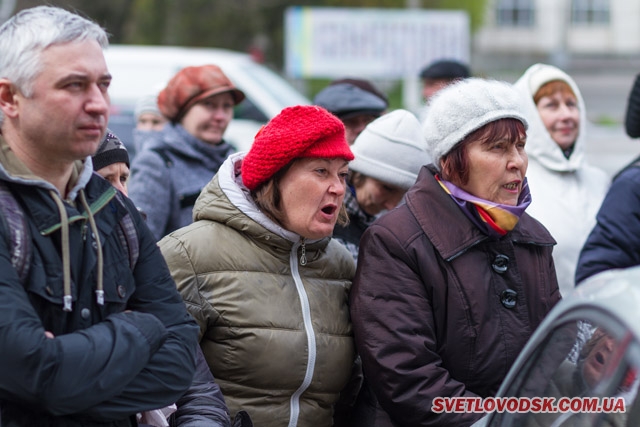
[117,285,127,298]
[81,308,91,319]
[501,289,517,309]
[492,254,509,274]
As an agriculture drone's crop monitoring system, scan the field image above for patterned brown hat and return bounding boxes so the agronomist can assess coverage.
[158,64,245,122]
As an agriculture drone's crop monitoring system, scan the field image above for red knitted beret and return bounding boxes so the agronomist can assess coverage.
[158,64,245,122]
[242,105,354,191]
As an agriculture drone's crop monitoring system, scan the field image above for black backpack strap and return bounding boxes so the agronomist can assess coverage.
[0,181,31,284]
[113,192,140,269]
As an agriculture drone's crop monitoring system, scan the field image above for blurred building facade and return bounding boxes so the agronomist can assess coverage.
[474,0,640,70]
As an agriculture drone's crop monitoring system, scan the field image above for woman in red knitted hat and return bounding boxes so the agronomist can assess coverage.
[159,105,358,427]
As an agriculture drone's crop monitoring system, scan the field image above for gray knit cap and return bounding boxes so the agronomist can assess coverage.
[423,78,528,169]
[350,109,431,189]
[92,130,129,171]
[134,94,161,121]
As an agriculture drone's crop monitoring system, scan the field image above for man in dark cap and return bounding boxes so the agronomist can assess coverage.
[313,78,388,144]
[417,59,470,123]
[419,59,471,103]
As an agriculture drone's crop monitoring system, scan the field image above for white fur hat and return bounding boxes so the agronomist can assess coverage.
[423,78,528,169]
[349,109,431,189]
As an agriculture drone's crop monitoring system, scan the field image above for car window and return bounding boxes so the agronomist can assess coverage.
[234,97,268,122]
[491,319,639,427]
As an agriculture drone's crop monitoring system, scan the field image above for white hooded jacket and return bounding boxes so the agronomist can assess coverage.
[514,63,610,297]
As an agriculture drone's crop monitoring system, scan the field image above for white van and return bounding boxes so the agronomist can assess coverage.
[104,45,310,154]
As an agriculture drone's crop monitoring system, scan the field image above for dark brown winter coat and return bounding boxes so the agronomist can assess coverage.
[350,165,561,426]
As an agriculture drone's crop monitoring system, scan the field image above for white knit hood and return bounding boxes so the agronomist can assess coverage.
[513,63,587,172]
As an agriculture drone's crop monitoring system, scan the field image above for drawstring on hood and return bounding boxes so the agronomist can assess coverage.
[49,188,105,310]
[79,190,104,306]
[50,191,73,311]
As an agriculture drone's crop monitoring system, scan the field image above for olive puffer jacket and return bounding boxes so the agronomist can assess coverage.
[159,153,357,427]
[350,165,561,427]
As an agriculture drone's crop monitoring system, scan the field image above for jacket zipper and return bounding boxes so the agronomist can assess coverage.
[287,238,316,427]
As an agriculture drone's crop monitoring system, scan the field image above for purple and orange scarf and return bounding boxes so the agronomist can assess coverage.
[436,175,532,238]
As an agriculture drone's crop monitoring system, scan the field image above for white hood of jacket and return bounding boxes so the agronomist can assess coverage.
[514,64,609,297]
[514,63,587,172]
[212,151,321,245]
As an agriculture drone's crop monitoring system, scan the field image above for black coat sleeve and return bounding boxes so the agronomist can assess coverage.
[576,167,640,284]
[625,74,640,138]
[171,346,232,427]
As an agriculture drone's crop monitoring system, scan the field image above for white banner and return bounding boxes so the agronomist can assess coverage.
[285,6,469,79]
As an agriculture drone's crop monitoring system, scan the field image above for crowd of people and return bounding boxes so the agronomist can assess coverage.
[0,4,637,427]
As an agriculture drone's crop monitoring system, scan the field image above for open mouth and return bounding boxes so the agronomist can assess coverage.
[503,182,519,190]
[321,204,337,215]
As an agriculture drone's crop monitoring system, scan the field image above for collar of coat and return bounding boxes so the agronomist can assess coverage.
[405,165,557,262]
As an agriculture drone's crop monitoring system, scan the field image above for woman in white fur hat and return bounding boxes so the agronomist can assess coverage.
[350,78,560,426]
[513,63,609,297]
[332,109,431,261]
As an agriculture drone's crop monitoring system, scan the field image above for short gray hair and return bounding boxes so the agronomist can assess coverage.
[0,6,108,120]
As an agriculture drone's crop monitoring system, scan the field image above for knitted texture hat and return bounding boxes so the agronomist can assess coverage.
[92,130,129,171]
[158,64,245,122]
[313,83,387,120]
[423,78,528,169]
[419,59,470,80]
[134,93,161,121]
[350,109,431,189]
[242,105,354,191]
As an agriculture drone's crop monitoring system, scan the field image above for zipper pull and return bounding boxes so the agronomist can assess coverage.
[299,238,307,266]
[81,223,88,241]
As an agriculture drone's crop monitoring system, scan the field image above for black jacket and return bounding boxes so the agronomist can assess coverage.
[171,346,232,427]
[576,165,640,284]
[625,74,640,138]
[0,162,199,426]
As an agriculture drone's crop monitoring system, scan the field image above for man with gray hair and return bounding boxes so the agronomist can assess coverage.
[0,6,199,426]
